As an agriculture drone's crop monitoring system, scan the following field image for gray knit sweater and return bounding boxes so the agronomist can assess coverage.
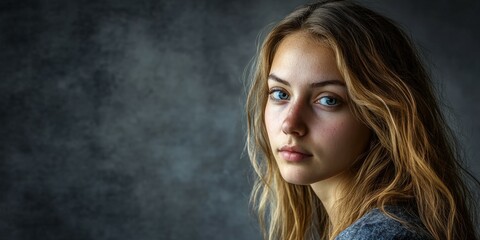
[335,206,432,240]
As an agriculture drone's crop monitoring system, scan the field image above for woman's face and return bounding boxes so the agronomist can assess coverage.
[264,31,371,185]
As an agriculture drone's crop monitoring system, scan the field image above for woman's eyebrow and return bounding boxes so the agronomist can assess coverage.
[311,80,345,88]
[268,73,345,88]
[268,74,290,86]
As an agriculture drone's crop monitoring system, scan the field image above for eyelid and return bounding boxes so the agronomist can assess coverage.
[268,87,282,93]
[315,93,343,107]
[268,87,290,101]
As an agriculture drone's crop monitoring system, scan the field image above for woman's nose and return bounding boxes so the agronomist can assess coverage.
[281,101,307,137]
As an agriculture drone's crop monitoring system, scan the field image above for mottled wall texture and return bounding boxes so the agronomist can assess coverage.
[1,0,479,239]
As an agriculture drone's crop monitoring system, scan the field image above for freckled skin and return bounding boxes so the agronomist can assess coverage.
[264,31,371,185]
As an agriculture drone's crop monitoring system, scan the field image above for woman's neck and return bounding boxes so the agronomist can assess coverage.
[310,173,349,226]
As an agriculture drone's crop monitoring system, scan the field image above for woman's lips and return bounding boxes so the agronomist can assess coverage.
[278,146,312,162]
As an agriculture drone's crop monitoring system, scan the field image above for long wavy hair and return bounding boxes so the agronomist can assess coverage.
[245,1,479,239]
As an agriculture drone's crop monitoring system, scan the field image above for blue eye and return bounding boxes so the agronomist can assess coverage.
[270,89,289,101]
[318,96,339,106]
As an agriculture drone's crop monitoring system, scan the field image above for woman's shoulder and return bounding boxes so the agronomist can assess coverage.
[335,206,432,240]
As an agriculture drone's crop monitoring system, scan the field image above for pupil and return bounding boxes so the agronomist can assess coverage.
[324,97,336,105]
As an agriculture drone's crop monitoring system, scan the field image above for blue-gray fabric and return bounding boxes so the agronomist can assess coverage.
[335,206,432,240]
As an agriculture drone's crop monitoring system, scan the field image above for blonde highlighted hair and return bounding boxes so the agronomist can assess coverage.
[245,1,479,239]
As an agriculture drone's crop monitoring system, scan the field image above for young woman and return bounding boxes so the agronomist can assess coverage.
[245,0,479,239]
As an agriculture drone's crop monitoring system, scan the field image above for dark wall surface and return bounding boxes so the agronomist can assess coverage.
[1,0,479,239]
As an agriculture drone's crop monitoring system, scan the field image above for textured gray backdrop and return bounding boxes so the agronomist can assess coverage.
[1,0,479,239]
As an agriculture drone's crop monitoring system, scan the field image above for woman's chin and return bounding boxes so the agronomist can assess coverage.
[279,168,323,185]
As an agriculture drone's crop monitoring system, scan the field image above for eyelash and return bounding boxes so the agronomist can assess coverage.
[317,96,341,107]
[269,89,290,101]
[268,88,342,107]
